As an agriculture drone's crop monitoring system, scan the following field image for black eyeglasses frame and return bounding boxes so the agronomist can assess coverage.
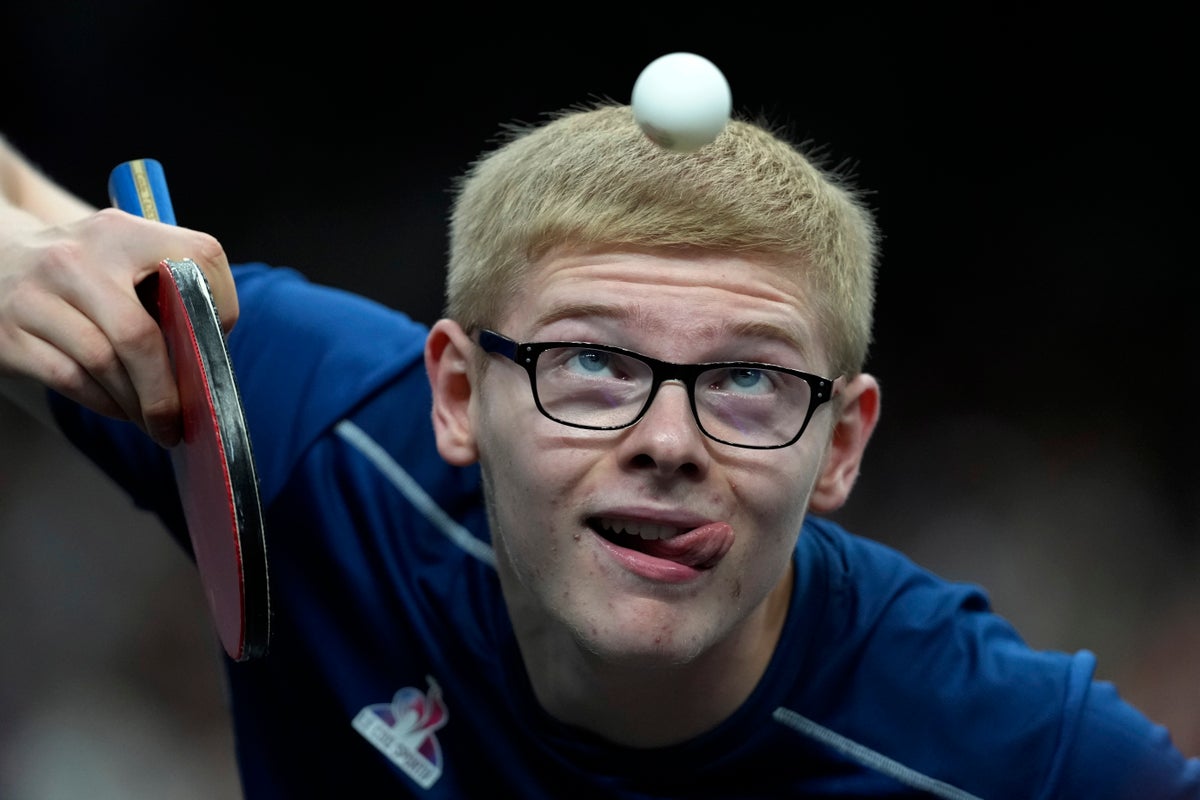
[477,328,836,450]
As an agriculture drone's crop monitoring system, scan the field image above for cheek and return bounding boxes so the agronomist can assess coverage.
[731,449,822,538]
[475,389,577,526]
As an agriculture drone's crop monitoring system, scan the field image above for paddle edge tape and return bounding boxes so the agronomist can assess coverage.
[107,157,271,661]
[165,258,271,661]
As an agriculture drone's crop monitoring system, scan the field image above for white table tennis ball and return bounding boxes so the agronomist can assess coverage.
[632,52,732,153]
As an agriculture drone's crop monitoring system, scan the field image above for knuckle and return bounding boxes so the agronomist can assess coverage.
[140,392,179,422]
[91,206,130,225]
[81,207,138,242]
[37,238,89,284]
[43,357,89,396]
[75,334,121,378]
[108,312,162,357]
[190,232,227,269]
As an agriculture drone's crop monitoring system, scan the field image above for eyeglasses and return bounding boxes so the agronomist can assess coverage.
[477,329,836,449]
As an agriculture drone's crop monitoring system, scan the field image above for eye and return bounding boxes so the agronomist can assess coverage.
[570,349,612,374]
[708,366,777,396]
[730,368,765,389]
[545,347,636,381]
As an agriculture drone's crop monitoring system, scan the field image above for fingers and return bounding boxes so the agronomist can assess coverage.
[99,210,238,333]
[55,284,183,445]
[184,232,239,334]
[7,270,181,445]
[0,209,233,446]
[10,325,129,421]
[73,217,227,445]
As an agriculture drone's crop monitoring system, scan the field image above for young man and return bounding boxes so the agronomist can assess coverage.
[1,104,1196,798]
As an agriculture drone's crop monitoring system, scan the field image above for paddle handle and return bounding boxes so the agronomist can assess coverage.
[108,159,177,224]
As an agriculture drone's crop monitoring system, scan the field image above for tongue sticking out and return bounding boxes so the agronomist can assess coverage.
[639,522,734,569]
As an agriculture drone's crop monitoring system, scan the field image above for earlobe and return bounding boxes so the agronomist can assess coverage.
[425,319,480,466]
[808,374,881,513]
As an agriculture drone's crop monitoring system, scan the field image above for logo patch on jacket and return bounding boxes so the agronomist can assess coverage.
[353,676,448,788]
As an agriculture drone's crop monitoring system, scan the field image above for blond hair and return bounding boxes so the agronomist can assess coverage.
[446,102,879,376]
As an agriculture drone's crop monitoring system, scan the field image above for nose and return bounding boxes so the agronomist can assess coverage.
[616,380,711,477]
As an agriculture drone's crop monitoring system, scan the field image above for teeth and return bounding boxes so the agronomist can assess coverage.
[596,517,680,541]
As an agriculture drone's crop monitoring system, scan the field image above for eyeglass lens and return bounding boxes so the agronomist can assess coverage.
[533,345,813,447]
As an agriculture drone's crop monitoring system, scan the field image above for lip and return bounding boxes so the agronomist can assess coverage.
[587,512,735,584]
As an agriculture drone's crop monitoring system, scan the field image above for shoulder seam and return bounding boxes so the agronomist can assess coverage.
[771,707,983,800]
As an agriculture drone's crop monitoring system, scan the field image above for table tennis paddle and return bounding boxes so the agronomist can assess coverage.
[108,158,270,662]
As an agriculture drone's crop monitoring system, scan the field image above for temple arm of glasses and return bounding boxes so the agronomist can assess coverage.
[477,329,518,361]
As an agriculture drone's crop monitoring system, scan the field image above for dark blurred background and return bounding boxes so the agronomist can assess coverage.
[1,5,1196,797]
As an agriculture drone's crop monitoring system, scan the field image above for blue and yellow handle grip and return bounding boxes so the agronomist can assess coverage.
[107,158,176,224]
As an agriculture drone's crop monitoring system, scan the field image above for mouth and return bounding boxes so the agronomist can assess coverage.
[592,517,681,543]
[587,516,734,571]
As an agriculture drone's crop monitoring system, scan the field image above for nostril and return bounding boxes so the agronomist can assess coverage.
[627,451,701,478]
[631,453,654,469]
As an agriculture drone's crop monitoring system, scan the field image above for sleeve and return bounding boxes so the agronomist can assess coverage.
[1048,677,1200,799]
[803,519,1200,799]
[221,263,429,504]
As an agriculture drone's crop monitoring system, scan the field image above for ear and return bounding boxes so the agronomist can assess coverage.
[808,373,881,514]
[424,319,480,466]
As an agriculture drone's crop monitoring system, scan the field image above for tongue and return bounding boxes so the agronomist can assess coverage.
[639,522,734,569]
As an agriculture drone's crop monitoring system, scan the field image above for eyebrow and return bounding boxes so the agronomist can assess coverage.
[531,303,815,361]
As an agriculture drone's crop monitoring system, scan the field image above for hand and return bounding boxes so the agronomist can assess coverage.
[0,208,235,446]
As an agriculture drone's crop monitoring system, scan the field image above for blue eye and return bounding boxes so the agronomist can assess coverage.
[572,349,611,373]
[729,368,766,389]
[706,367,775,396]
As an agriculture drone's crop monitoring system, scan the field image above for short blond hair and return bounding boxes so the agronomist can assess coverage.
[446,103,879,376]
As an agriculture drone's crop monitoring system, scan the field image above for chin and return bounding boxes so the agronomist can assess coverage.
[567,608,715,669]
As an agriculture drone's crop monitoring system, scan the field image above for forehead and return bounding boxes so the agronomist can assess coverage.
[500,247,828,366]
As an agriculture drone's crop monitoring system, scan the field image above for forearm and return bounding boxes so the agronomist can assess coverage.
[0,135,77,425]
[0,134,96,224]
